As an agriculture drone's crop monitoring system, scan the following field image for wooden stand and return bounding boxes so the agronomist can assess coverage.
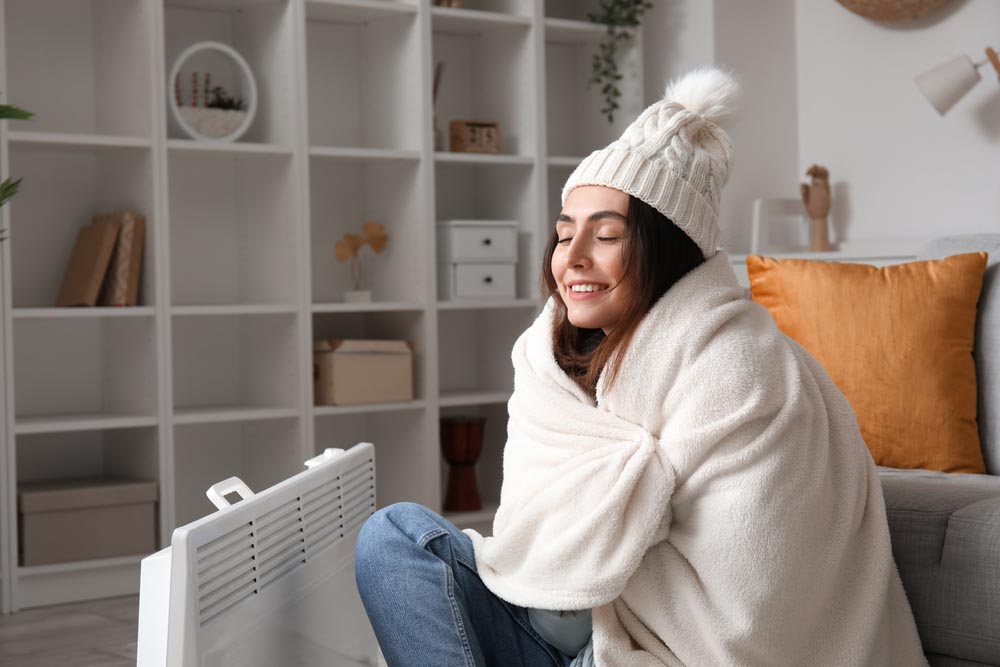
[801,164,834,252]
[809,218,833,252]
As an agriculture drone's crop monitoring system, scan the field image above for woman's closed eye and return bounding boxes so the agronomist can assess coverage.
[557,236,619,244]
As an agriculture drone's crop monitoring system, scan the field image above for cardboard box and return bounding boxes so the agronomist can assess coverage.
[314,339,414,406]
[18,477,158,566]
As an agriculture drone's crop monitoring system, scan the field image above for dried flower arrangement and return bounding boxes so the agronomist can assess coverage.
[174,72,245,111]
[206,85,247,112]
[335,222,389,298]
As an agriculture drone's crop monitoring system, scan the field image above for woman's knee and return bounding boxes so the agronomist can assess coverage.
[356,502,437,567]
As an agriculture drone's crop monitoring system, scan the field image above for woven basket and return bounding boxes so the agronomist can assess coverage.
[836,0,955,21]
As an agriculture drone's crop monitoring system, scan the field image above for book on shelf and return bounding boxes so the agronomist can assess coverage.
[98,210,146,307]
[55,215,121,307]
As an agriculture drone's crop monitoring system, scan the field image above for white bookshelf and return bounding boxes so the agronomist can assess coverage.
[0,0,642,611]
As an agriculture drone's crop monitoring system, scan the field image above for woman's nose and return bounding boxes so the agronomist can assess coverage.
[565,237,592,269]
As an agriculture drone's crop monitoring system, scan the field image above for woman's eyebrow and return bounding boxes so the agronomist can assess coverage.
[556,211,627,224]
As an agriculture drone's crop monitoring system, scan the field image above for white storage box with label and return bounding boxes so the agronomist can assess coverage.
[137,444,382,667]
[314,339,413,406]
[437,220,518,300]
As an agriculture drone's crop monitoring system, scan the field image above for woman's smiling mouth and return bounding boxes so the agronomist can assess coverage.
[565,281,610,300]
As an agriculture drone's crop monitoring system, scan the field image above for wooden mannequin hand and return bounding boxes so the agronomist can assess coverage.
[800,164,831,220]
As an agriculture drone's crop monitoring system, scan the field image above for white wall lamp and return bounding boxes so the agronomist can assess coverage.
[915,46,1000,114]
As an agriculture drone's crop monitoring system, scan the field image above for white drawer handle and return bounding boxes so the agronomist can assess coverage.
[483,276,493,284]
[482,238,492,246]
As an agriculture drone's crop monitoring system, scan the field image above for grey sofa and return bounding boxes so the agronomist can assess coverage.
[878,234,1000,667]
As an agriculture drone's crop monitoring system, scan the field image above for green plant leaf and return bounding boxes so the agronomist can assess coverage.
[0,104,33,121]
[0,101,31,242]
[0,177,22,209]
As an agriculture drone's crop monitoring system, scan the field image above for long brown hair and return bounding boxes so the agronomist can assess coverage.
[541,194,705,397]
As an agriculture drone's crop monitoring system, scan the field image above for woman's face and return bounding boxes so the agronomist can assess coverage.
[552,185,632,335]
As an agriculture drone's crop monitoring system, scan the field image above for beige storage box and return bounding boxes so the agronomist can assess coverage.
[314,339,414,406]
[18,477,158,566]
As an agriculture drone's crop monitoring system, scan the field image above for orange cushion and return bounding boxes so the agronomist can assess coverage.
[747,252,988,474]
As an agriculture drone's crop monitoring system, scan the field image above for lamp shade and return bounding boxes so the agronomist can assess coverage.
[915,54,982,114]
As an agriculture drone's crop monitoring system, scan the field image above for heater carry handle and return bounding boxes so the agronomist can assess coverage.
[304,447,347,469]
[206,476,255,510]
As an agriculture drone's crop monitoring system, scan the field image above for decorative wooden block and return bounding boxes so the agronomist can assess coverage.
[449,120,500,153]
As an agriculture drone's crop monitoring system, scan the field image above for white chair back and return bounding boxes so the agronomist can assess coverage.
[751,197,808,254]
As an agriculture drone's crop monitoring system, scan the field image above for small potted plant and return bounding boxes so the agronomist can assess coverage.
[335,222,389,303]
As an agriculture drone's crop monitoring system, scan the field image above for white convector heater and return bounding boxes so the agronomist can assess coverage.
[137,443,383,667]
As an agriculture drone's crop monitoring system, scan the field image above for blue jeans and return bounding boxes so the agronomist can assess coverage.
[355,501,575,667]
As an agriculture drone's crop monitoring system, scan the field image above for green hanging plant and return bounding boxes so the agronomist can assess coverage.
[0,102,34,242]
[588,0,653,124]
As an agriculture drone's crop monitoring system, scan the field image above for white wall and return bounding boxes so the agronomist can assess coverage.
[713,0,799,252]
[643,0,715,104]
[642,0,1000,252]
[796,0,1000,243]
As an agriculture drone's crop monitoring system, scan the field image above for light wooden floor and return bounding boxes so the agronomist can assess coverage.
[0,595,138,666]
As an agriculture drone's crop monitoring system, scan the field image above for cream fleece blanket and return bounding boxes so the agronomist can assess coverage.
[463,251,927,666]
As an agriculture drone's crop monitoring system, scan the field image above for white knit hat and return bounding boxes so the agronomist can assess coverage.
[561,66,739,259]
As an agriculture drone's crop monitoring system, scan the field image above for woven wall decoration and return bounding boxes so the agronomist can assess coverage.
[836,0,956,21]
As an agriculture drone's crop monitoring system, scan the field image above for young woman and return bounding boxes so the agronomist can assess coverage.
[355,67,926,666]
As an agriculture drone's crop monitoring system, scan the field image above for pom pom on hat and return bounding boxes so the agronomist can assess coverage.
[561,65,739,259]
[663,65,739,125]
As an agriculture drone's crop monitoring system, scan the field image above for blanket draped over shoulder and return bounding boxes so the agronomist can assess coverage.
[463,251,927,666]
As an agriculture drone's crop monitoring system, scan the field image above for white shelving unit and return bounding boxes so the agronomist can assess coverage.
[0,0,642,611]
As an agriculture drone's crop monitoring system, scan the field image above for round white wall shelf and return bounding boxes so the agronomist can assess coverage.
[168,41,257,142]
